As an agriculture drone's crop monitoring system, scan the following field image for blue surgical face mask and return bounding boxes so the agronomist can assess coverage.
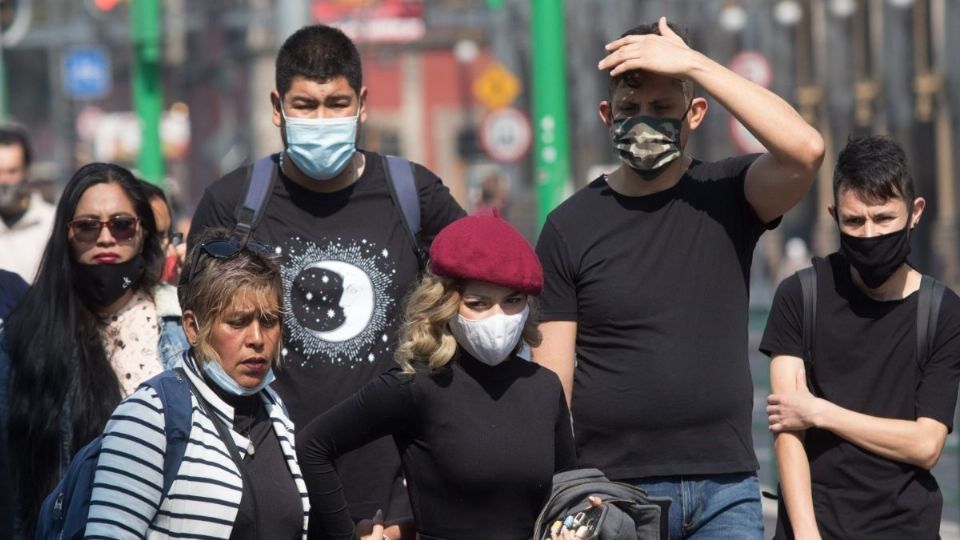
[281,105,360,181]
[202,357,276,396]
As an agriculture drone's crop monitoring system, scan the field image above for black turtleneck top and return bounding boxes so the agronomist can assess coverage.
[203,375,303,540]
[297,353,576,540]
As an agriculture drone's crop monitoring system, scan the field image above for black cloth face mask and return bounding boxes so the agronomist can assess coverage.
[839,224,911,289]
[75,255,145,307]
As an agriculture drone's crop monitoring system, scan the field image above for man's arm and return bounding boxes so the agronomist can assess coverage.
[532,321,577,407]
[599,17,824,223]
[768,365,948,470]
[770,355,820,540]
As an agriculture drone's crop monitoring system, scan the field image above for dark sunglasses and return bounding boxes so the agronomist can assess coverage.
[68,215,140,243]
[186,238,274,284]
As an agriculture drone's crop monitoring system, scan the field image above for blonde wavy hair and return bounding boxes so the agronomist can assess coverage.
[395,271,542,373]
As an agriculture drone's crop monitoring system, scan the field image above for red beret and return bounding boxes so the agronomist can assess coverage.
[429,214,543,295]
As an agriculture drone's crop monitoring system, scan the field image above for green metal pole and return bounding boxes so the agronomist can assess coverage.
[531,0,571,230]
[131,0,164,185]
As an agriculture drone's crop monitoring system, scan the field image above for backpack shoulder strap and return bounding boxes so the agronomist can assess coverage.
[234,155,278,240]
[916,275,946,368]
[798,264,817,364]
[798,262,819,395]
[383,155,423,263]
[143,369,193,494]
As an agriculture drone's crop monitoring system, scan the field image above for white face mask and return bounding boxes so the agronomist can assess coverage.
[448,305,529,366]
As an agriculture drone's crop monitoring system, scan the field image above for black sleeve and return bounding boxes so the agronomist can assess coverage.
[724,153,782,237]
[296,369,416,540]
[759,272,805,359]
[536,218,579,322]
[186,167,248,251]
[554,389,576,471]
[412,163,466,251]
[915,289,960,430]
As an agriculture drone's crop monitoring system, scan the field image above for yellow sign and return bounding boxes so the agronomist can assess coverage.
[473,62,521,110]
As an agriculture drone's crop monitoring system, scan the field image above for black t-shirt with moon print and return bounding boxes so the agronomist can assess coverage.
[189,150,465,521]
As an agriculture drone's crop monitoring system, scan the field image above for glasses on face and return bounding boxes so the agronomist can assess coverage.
[68,215,140,243]
[186,238,274,284]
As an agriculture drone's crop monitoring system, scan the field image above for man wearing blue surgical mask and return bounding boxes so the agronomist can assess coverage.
[189,24,465,540]
[534,18,825,539]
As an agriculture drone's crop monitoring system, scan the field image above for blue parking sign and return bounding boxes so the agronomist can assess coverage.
[63,47,111,100]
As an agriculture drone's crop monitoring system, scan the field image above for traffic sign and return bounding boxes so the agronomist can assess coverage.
[729,50,773,88]
[473,62,521,111]
[728,116,766,155]
[479,107,532,164]
[63,47,111,100]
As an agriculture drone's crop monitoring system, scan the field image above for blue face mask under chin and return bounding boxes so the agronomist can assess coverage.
[202,357,276,396]
[281,105,360,181]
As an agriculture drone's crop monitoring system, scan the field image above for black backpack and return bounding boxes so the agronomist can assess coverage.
[533,468,671,540]
[797,258,945,395]
[233,153,423,265]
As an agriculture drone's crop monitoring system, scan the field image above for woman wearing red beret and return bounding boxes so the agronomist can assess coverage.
[297,213,576,540]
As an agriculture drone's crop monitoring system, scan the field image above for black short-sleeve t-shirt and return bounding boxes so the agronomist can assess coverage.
[189,150,465,520]
[297,355,576,540]
[537,155,775,479]
[760,254,960,539]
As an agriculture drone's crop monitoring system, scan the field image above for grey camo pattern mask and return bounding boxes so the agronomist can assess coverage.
[612,115,683,180]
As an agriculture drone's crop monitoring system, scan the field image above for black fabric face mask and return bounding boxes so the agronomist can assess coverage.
[839,225,911,289]
[75,256,145,307]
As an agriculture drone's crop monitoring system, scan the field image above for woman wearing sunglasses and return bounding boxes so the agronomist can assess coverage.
[298,214,576,540]
[0,162,188,538]
[84,228,309,539]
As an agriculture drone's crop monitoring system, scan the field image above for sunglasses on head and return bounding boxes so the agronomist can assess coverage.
[68,215,140,243]
[186,238,274,284]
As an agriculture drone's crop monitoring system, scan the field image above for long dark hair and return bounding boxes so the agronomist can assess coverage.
[4,162,160,534]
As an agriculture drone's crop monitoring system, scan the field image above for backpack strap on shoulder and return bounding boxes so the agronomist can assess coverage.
[143,369,193,493]
[916,275,946,369]
[234,155,278,241]
[798,262,818,395]
[383,155,424,266]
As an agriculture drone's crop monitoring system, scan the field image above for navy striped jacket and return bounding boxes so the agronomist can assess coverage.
[84,352,309,539]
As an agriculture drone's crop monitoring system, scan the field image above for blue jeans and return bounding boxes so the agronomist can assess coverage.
[628,472,763,540]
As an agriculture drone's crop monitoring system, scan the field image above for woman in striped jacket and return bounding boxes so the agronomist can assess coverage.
[84,228,309,539]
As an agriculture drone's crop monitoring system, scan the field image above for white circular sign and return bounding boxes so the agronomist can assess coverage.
[729,50,773,88]
[480,107,533,164]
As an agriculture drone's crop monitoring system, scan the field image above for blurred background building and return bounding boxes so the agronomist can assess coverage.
[3,0,960,533]
[1,0,958,292]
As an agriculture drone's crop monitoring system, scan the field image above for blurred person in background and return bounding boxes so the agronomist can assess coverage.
[298,214,574,540]
[189,24,464,538]
[0,162,188,537]
[85,228,308,539]
[533,17,824,539]
[0,127,55,283]
[140,180,185,284]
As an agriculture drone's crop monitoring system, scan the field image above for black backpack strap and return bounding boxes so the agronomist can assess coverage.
[798,263,818,395]
[234,154,278,240]
[383,155,424,266]
[916,275,946,369]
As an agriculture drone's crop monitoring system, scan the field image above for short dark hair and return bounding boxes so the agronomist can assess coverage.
[276,24,363,98]
[608,22,694,101]
[0,126,33,167]
[834,136,915,206]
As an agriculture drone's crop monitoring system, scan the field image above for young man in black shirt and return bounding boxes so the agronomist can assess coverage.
[533,18,824,539]
[189,25,464,539]
[762,136,960,539]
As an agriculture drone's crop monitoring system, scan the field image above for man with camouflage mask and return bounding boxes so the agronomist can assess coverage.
[533,18,825,539]
[0,127,54,283]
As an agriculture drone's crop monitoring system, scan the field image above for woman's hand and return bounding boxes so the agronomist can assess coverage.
[357,509,386,540]
[550,496,603,540]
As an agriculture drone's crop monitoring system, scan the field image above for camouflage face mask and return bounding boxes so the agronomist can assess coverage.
[612,115,683,180]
